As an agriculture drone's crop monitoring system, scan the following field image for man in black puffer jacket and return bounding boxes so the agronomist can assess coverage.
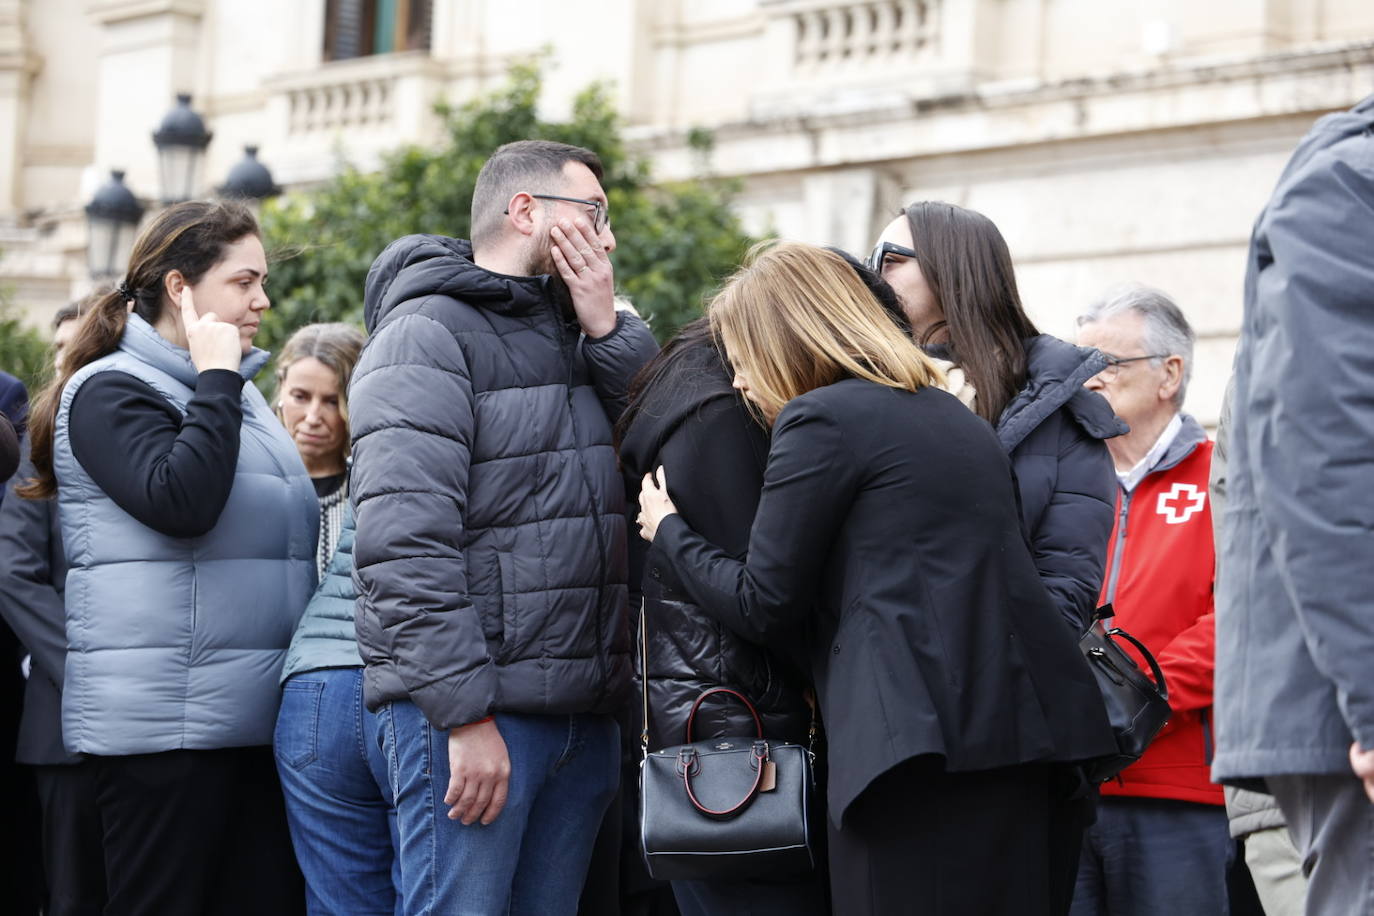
[349,140,658,914]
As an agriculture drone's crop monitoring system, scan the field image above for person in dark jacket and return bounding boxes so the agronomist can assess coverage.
[18,200,314,915]
[618,318,827,916]
[1212,93,1374,916]
[0,302,107,916]
[637,242,1117,916]
[0,412,16,483]
[0,368,25,441]
[349,140,658,915]
[868,202,1123,633]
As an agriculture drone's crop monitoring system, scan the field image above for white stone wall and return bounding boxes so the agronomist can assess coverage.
[2,0,1372,427]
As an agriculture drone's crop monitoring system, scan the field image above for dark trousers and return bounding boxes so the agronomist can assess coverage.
[828,759,1079,916]
[88,746,304,916]
[33,762,107,916]
[1268,772,1374,916]
[1071,797,1232,916]
[673,871,831,916]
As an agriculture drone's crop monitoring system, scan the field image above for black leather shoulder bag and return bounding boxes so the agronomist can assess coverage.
[1079,604,1172,783]
[637,607,817,880]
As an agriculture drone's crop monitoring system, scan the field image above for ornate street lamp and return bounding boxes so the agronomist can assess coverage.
[217,146,281,203]
[152,93,213,204]
[85,170,145,279]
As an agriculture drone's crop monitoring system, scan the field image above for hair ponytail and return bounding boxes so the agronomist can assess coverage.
[16,289,131,499]
[16,199,259,500]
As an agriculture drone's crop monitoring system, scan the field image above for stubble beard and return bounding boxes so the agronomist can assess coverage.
[521,225,574,321]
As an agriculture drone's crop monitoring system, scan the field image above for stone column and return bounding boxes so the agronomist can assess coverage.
[86,0,205,199]
[801,167,896,254]
[0,0,39,214]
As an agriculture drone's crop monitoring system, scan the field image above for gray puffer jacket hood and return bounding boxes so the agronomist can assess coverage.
[349,234,659,729]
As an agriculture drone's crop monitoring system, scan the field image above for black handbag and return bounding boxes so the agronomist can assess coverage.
[637,610,816,881]
[1079,604,1172,783]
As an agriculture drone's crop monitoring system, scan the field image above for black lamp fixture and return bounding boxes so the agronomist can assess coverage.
[152,93,213,204]
[217,146,281,202]
[84,170,145,279]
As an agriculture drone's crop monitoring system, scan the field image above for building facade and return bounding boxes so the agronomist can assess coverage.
[3,0,1373,422]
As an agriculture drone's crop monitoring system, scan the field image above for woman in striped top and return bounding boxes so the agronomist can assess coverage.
[273,323,364,578]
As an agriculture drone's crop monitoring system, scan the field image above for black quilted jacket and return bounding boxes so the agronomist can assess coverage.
[349,234,658,729]
[618,340,812,750]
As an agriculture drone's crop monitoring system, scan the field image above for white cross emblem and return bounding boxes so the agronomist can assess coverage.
[1156,483,1206,525]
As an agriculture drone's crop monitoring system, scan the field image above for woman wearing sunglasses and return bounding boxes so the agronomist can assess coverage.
[868,202,1124,635]
[636,242,1115,916]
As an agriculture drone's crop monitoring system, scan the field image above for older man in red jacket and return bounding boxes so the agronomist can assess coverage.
[1071,285,1229,916]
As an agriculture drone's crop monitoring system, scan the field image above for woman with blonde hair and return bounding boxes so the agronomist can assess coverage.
[272,322,365,577]
[637,242,1114,915]
[269,322,404,915]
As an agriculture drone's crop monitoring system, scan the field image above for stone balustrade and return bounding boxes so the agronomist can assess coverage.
[265,51,443,183]
[787,0,940,75]
[286,75,395,137]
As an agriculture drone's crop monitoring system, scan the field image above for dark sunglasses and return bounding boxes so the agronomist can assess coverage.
[866,241,918,272]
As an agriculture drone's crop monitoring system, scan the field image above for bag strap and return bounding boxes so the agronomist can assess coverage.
[639,600,651,759]
[1104,626,1170,702]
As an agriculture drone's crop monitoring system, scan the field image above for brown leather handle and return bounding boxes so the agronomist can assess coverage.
[684,687,763,744]
[680,741,769,819]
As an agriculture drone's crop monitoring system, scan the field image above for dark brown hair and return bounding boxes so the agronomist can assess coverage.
[901,201,1039,424]
[613,317,717,450]
[19,200,260,499]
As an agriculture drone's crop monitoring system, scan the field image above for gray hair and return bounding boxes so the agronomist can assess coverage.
[1078,283,1195,405]
[470,140,604,249]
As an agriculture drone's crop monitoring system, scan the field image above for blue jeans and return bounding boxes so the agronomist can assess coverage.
[378,701,619,916]
[275,668,400,916]
[1071,797,1232,916]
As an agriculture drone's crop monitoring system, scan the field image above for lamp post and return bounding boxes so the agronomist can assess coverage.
[84,170,145,279]
[217,146,281,205]
[152,93,213,204]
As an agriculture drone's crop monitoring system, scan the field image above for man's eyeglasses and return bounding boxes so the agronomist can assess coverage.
[507,194,610,233]
[866,241,918,272]
[1097,353,1169,381]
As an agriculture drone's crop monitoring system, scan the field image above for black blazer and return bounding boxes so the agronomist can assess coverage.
[0,448,75,765]
[0,414,16,485]
[652,379,1115,824]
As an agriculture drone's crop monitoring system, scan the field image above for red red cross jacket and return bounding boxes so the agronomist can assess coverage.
[1098,415,1222,806]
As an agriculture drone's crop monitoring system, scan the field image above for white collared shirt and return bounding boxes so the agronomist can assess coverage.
[1117,413,1182,493]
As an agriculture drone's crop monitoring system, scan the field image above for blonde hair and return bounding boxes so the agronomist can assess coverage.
[273,322,366,456]
[708,241,944,422]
